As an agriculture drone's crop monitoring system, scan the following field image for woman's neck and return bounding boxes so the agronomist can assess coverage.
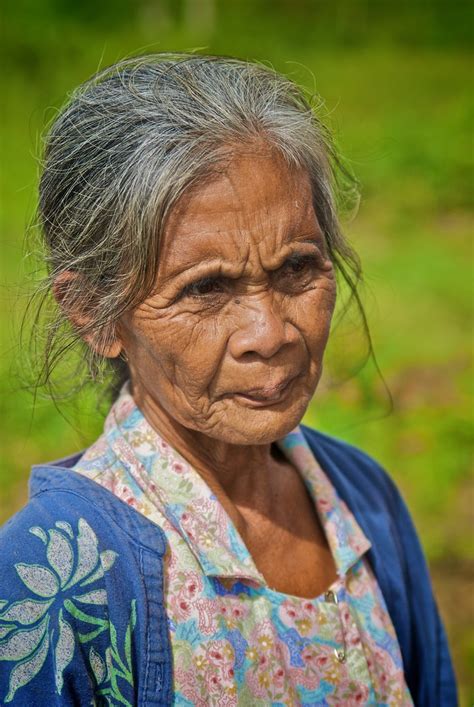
[134,388,289,510]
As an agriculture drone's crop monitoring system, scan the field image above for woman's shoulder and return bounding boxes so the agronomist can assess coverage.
[0,459,169,643]
[1,458,168,559]
[0,459,172,705]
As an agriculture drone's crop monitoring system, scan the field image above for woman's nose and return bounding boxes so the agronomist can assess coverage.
[228,293,297,360]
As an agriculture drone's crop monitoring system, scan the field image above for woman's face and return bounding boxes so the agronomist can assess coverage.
[119,149,337,445]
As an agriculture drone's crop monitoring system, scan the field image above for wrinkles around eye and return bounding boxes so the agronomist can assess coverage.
[171,244,332,302]
[176,257,327,305]
[180,275,227,299]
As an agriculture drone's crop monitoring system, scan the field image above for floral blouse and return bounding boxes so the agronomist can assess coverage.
[73,385,413,706]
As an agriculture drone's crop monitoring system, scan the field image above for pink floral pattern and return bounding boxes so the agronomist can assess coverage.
[74,383,413,705]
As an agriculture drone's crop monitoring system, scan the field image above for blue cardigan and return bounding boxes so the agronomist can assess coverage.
[0,425,457,706]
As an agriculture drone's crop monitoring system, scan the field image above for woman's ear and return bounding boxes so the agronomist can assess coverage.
[53,271,123,359]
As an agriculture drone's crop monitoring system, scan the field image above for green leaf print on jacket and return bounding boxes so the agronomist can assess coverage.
[91,600,137,707]
[0,518,136,704]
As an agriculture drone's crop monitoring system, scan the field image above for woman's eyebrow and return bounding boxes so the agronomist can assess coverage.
[161,232,325,285]
[290,228,326,246]
[162,258,235,284]
[173,241,322,285]
[298,237,323,248]
[293,231,328,255]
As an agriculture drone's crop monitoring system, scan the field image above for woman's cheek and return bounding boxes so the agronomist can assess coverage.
[164,311,230,388]
[289,285,335,342]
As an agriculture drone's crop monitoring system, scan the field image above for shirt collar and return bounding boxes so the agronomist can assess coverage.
[276,428,371,575]
[104,385,370,582]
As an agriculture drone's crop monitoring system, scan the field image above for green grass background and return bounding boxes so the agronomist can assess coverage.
[1,0,473,702]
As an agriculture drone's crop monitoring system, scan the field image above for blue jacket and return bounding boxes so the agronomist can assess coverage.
[0,425,458,705]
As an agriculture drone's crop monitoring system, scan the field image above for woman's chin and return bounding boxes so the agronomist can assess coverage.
[204,394,312,446]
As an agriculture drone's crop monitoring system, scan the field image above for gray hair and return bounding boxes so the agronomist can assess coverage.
[33,52,366,400]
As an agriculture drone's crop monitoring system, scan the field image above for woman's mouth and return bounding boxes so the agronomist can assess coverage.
[230,375,299,407]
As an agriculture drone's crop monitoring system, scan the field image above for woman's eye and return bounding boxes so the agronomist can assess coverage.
[181,276,224,299]
[287,259,307,273]
[280,255,317,280]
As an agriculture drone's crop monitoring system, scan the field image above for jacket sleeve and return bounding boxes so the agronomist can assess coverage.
[0,494,140,706]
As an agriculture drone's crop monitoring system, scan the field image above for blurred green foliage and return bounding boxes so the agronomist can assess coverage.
[1,0,473,701]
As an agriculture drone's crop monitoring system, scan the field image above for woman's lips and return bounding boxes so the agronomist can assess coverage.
[230,375,299,407]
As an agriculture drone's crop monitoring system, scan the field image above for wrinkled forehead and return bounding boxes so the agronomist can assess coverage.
[158,150,319,272]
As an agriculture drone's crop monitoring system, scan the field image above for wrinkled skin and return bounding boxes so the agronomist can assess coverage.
[116,147,339,596]
[119,150,336,449]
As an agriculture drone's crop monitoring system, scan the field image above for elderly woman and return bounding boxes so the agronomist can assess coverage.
[0,55,456,706]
